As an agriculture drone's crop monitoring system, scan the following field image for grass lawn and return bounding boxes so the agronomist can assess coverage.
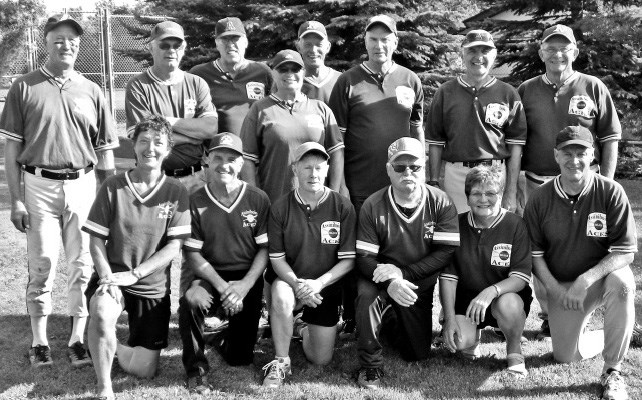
[0,136,640,399]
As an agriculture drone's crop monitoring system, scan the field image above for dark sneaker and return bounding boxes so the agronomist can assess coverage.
[357,367,384,389]
[601,370,628,400]
[338,318,356,340]
[187,375,211,394]
[262,359,291,388]
[536,319,551,340]
[433,328,445,346]
[630,323,642,348]
[29,345,53,368]
[67,341,92,368]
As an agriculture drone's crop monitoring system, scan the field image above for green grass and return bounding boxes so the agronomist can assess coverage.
[0,137,641,399]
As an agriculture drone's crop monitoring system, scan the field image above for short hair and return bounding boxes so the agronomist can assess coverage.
[132,115,174,148]
[464,165,504,197]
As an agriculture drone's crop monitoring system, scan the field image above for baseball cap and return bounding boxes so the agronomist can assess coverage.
[388,137,424,162]
[298,21,327,40]
[365,15,397,35]
[150,21,185,42]
[44,14,84,37]
[271,49,305,69]
[208,132,243,155]
[555,126,593,149]
[541,24,576,44]
[293,142,329,163]
[462,30,495,49]
[215,17,246,38]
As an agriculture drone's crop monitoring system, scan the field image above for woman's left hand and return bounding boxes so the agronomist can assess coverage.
[465,287,498,325]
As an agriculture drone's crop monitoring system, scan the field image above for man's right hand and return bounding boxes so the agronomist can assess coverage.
[442,318,462,353]
[10,200,29,233]
[186,283,214,310]
[387,278,418,307]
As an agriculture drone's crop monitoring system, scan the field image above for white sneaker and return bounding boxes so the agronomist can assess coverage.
[601,370,628,400]
[262,358,291,388]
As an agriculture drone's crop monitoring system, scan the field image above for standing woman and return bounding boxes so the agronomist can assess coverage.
[83,115,191,400]
[439,165,532,376]
[241,50,346,202]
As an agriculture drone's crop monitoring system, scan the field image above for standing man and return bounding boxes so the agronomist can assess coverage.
[295,21,341,104]
[354,138,459,389]
[524,126,636,400]
[190,17,272,136]
[0,14,119,367]
[518,25,622,339]
[427,29,526,213]
[125,21,218,194]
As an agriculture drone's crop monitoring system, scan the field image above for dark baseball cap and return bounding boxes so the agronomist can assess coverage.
[556,126,593,149]
[150,21,185,42]
[293,142,329,163]
[44,14,84,37]
[271,49,305,69]
[298,21,327,39]
[215,17,246,38]
[462,30,495,49]
[208,132,243,155]
[365,15,397,35]
[541,24,576,44]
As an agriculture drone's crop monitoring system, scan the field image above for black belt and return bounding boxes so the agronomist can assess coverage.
[461,159,504,168]
[164,163,203,177]
[23,165,93,180]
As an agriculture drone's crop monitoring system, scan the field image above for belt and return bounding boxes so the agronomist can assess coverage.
[23,165,93,180]
[164,163,203,177]
[455,159,504,168]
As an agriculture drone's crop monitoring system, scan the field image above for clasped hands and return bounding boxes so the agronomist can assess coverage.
[374,263,418,308]
[294,278,323,308]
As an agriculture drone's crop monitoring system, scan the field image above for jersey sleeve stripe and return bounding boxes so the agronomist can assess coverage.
[168,225,191,237]
[338,127,347,134]
[255,233,268,244]
[439,273,458,282]
[0,129,22,142]
[409,120,422,126]
[433,232,460,245]
[598,134,621,142]
[609,245,638,253]
[326,143,345,153]
[243,152,259,163]
[509,271,531,284]
[184,238,203,251]
[532,250,545,257]
[82,220,109,238]
[426,139,446,146]
[356,240,379,254]
[338,250,356,259]
[505,139,526,145]
[269,252,286,259]
[199,111,218,118]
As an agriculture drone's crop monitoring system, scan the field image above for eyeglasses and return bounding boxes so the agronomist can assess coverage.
[469,191,499,199]
[276,65,302,74]
[158,42,185,51]
[390,164,423,173]
[542,47,575,55]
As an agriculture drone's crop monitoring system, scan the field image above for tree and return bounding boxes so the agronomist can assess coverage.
[0,0,45,82]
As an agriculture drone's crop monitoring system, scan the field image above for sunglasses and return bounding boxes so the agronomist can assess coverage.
[158,42,185,51]
[390,164,423,173]
[276,65,302,74]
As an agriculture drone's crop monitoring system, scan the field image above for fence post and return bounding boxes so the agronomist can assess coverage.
[27,24,37,72]
[101,8,116,119]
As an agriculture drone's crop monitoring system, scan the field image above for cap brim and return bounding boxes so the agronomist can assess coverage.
[152,33,185,42]
[365,21,395,34]
[556,139,593,149]
[299,30,327,39]
[273,60,304,69]
[542,33,575,43]
[389,151,424,162]
[216,31,246,38]
[45,20,84,36]
[295,149,329,163]
[208,144,243,154]
[462,41,495,49]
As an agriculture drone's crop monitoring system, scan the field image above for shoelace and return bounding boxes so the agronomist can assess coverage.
[262,360,287,380]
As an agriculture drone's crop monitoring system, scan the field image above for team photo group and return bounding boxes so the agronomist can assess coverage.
[0,10,639,400]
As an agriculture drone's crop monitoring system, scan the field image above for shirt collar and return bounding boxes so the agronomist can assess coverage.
[542,71,578,87]
[457,75,497,89]
[295,187,329,207]
[41,66,80,83]
[147,68,185,86]
[467,208,506,229]
[553,172,594,200]
[360,62,397,78]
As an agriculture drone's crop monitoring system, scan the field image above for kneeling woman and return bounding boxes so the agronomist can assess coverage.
[439,165,532,376]
[262,142,356,388]
[83,115,191,400]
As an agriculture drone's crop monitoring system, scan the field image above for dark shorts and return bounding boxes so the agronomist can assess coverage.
[454,285,532,330]
[299,282,342,328]
[86,276,171,350]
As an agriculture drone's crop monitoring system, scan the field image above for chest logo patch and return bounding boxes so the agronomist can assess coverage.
[242,210,258,227]
[568,95,595,118]
[491,243,512,267]
[395,86,415,109]
[484,103,510,127]
[184,98,197,118]
[587,212,607,237]
[424,222,435,239]
[157,202,175,219]
[321,221,340,244]
[246,82,266,100]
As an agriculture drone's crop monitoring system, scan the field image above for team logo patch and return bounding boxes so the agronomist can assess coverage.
[185,98,197,118]
[395,86,415,109]
[305,114,324,129]
[246,82,266,100]
[491,243,512,267]
[568,95,595,118]
[423,222,435,239]
[156,202,175,219]
[586,212,607,237]
[484,103,510,127]
[242,210,258,227]
[320,221,340,244]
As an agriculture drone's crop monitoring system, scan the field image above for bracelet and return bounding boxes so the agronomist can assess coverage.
[492,284,501,298]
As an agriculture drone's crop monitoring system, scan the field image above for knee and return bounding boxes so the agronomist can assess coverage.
[307,351,333,366]
[493,293,525,322]
[604,268,636,301]
[270,284,295,317]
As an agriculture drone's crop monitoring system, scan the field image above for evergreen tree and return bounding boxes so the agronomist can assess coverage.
[0,0,45,81]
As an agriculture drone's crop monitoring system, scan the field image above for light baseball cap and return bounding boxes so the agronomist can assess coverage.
[215,17,246,38]
[150,21,185,42]
[365,15,397,35]
[298,21,327,40]
[556,126,593,149]
[208,132,243,155]
[44,14,84,37]
[271,49,305,69]
[462,30,495,49]
[293,142,329,163]
[541,24,576,44]
[388,137,424,162]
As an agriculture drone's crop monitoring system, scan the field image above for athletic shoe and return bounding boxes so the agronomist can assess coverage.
[601,370,628,400]
[204,316,229,334]
[338,318,356,340]
[433,329,445,346]
[536,319,551,340]
[262,358,291,388]
[67,341,92,368]
[292,314,307,342]
[186,374,211,395]
[630,323,642,348]
[29,345,53,368]
[357,367,384,389]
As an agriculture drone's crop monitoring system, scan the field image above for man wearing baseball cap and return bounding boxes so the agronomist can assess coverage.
[178,132,270,393]
[517,24,622,341]
[354,137,459,388]
[1,13,119,367]
[261,141,356,388]
[190,17,273,136]
[524,126,636,400]
[427,29,526,213]
[295,21,341,104]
